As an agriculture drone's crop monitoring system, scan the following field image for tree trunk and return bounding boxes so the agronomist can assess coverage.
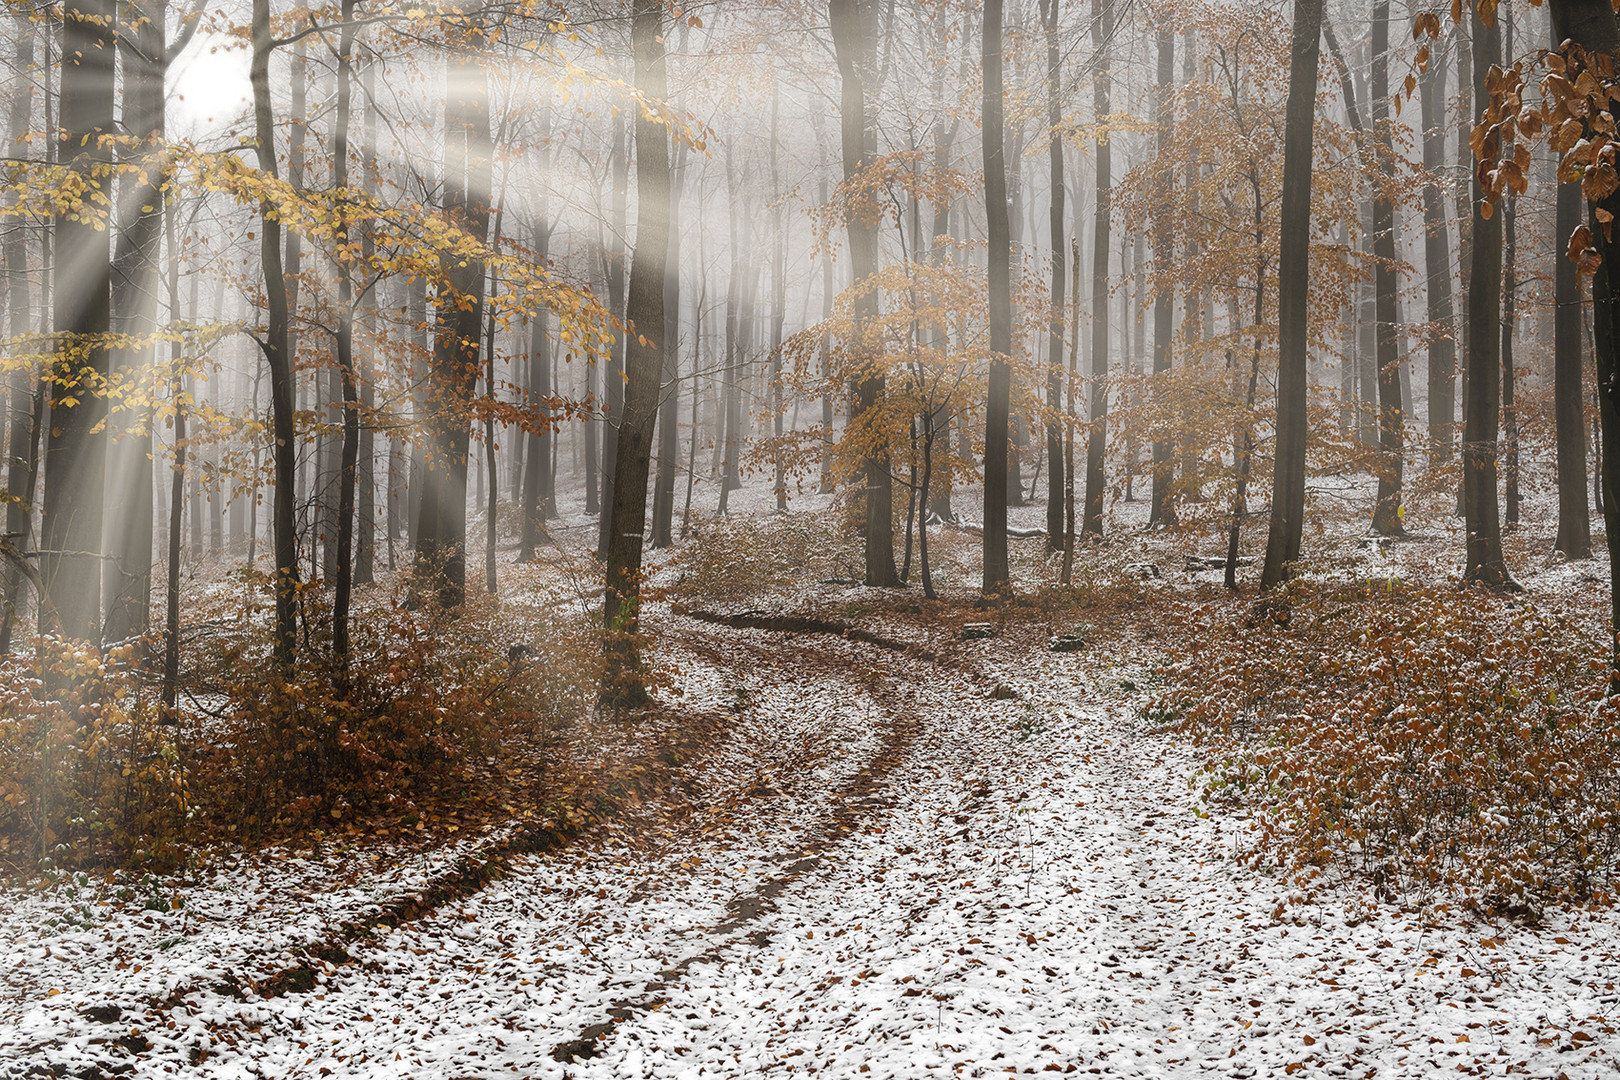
[598,112,629,557]
[103,0,164,644]
[1549,0,1620,685]
[832,0,899,587]
[412,22,490,610]
[981,0,1012,594]
[1084,0,1112,538]
[1370,0,1405,535]
[331,0,360,665]
[43,0,116,643]
[1149,29,1175,528]
[650,130,685,547]
[1420,31,1457,466]
[1259,0,1324,591]
[1555,173,1592,557]
[2,8,38,650]
[1460,7,1513,588]
[250,0,300,666]
[603,0,671,702]
[1503,184,1520,527]
[1040,0,1065,550]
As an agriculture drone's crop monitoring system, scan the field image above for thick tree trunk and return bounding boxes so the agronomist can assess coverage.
[412,25,490,610]
[603,0,671,702]
[981,0,1012,593]
[43,0,116,643]
[598,113,629,557]
[1549,0,1620,685]
[1370,0,1405,535]
[1461,8,1513,588]
[1083,0,1112,539]
[1259,0,1324,591]
[331,0,360,665]
[103,0,164,644]
[832,0,899,587]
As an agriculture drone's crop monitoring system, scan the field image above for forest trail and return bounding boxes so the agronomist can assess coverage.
[5,612,1620,1079]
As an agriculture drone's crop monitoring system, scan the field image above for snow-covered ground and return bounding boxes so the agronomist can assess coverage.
[4,610,1618,1078]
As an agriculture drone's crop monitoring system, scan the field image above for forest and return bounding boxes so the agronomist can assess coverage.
[6,0,1620,1075]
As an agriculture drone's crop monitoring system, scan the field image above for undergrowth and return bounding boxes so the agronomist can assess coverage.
[0,570,605,875]
[1152,582,1620,918]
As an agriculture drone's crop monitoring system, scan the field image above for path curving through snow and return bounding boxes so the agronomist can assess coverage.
[4,614,1619,1078]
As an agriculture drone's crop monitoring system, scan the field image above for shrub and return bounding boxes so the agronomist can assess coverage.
[1155,584,1620,915]
[0,638,187,872]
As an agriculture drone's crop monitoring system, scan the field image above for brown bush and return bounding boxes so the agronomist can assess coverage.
[1153,583,1620,916]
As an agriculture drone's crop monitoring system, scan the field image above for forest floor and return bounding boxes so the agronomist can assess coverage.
[4,472,1620,1078]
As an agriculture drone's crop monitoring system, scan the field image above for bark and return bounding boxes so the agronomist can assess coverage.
[519,221,554,562]
[602,0,671,702]
[832,0,899,587]
[250,0,300,666]
[1259,0,1324,591]
[411,24,490,610]
[982,0,1012,594]
[356,56,378,586]
[1503,186,1520,526]
[1149,29,1175,528]
[103,0,164,644]
[1461,7,1513,588]
[597,112,628,557]
[650,129,685,547]
[1083,0,1112,538]
[1040,0,1065,550]
[1555,174,1591,558]
[1420,31,1457,465]
[1549,0,1620,685]
[43,0,116,642]
[1370,0,1405,535]
[3,11,37,649]
[769,85,788,513]
[331,0,360,664]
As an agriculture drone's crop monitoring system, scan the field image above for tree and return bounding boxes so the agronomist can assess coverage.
[43,0,116,643]
[831,0,899,588]
[1419,29,1458,468]
[982,0,1012,595]
[412,23,492,610]
[1038,0,1065,551]
[1369,0,1405,536]
[602,0,671,702]
[1555,173,1591,558]
[1083,0,1111,540]
[1460,5,1513,589]
[1149,28,1175,529]
[1258,0,1324,591]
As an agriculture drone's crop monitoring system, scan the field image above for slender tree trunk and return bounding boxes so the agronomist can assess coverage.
[598,113,629,557]
[2,9,38,650]
[1084,0,1112,538]
[331,0,360,665]
[982,0,1012,594]
[43,0,116,642]
[1420,32,1457,466]
[1555,173,1591,557]
[250,0,300,666]
[832,0,899,587]
[1461,7,1513,588]
[1040,0,1065,549]
[356,57,378,586]
[1371,0,1405,535]
[651,131,685,547]
[1503,185,1521,527]
[1149,29,1175,528]
[769,86,789,513]
[1259,0,1324,591]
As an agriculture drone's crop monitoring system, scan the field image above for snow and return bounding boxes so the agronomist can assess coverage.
[5,606,1618,1079]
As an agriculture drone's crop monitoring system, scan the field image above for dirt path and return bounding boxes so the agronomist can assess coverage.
[5,614,1620,1079]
